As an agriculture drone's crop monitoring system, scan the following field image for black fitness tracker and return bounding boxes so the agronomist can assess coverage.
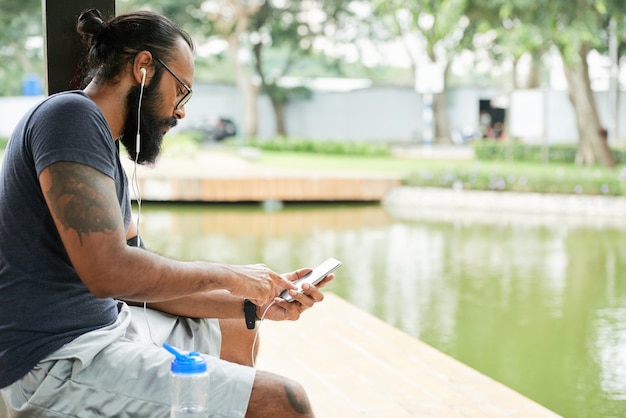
[243,298,257,330]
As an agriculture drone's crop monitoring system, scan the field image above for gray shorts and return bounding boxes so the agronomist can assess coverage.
[0,303,255,417]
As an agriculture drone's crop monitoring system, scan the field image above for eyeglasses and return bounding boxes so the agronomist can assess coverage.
[155,57,193,109]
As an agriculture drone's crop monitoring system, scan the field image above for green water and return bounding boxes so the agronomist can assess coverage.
[139,203,626,418]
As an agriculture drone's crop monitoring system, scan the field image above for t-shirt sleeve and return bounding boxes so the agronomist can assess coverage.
[28,92,117,179]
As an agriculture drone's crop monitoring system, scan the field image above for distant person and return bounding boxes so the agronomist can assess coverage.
[480,110,492,138]
[493,121,505,139]
[0,9,333,417]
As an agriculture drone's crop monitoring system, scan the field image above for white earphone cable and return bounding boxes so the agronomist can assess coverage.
[133,68,146,249]
[251,300,276,368]
[133,69,158,346]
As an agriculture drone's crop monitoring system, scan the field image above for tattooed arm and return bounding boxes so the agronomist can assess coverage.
[40,164,315,416]
[38,161,281,305]
[124,215,314,321]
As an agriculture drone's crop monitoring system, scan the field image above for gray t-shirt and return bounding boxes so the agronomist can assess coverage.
[0,91,132,387]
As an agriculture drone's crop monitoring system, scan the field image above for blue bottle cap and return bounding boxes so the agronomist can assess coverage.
[163,343,208,374]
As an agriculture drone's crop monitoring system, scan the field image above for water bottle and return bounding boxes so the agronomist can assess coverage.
[164,343,209,418]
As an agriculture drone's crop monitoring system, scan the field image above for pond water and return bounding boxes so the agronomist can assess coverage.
[139,202,626,418]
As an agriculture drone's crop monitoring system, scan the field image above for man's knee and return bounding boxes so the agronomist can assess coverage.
[246,370,314,418]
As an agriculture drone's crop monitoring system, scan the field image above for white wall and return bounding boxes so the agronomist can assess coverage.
[508,89,626,145]
[0,96,45,137]
[284,87,422,142]
[3,84,625,146]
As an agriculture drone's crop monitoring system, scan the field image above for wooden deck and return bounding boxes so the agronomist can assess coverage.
[122,151,401,202]
[256,294,561,418]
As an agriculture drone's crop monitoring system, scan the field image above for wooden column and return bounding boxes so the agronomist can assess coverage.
[43,0,115,95]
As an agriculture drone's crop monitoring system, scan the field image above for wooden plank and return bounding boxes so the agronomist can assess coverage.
[122,154,400,202]
[135,176,399,202]
[255,294,561,418]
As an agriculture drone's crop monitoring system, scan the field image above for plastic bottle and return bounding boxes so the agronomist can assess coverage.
[164,343,209,418]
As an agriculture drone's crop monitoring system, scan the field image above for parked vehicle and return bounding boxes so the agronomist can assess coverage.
[206,117,237,142]
[189,116,237,142]
[451,126,481,145]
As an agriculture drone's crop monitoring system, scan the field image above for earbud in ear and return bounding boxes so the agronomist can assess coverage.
[137,68,147,155]
[140,68,147,87]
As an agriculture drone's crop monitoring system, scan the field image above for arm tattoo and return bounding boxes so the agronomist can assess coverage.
[45,163,119,243]
[284,381,312,414]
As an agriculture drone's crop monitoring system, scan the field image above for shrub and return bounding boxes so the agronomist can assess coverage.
[403,161,626,196]
[548,144,578,163]
[471,140,626,165]
[246,136,391,157]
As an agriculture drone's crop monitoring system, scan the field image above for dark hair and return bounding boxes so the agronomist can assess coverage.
[76,9,194,86]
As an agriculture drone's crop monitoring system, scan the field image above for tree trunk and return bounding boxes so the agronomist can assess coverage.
[272,99,286,136]
[525,51,542,89]
[227,34,259,139]
[211,3,264,141]
[244,83,260,138]
[433,90,451,144]
[561,45,615,167]
[433,61,451,145]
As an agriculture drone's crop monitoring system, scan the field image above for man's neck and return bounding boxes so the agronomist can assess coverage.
[84,80,128,140]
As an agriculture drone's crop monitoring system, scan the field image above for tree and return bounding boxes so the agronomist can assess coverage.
[547,1,616,167]
[472,0,626,167]
[202,1,264,138]
[463,2,547,143]
[371,0,472,145]
[120,0,263,137]
[248,0,354,136]
[139,0,357,137]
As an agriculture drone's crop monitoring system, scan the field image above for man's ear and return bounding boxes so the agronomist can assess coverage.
[132,50,154,86]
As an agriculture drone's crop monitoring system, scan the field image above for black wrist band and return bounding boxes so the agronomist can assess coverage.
[126,235,145,249]
[243,299,256,330]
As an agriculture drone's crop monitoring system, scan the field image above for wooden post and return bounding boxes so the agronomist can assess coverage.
[43,0,115,95]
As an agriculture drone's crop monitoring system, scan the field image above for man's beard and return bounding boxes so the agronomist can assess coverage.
[119,82,178,165]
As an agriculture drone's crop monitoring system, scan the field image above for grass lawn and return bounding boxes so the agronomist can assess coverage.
[251,151,422,175]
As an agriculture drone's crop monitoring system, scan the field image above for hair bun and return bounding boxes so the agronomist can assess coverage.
[76,8,109,48]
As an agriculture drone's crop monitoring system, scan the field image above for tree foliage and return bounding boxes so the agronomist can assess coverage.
[1,0,625,162]
[464,0,626,166]
[371,0,473,144]
[248,0,354,135]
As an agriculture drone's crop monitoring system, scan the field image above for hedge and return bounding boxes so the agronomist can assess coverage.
[471,140,626,164]
[245,136,391,157]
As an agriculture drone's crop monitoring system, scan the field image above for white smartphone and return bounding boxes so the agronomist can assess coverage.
[280,258,342,302]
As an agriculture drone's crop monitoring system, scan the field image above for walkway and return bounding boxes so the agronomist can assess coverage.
[384,186,626,228]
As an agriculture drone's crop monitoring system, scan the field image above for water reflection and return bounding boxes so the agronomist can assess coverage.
[139,203,626,418]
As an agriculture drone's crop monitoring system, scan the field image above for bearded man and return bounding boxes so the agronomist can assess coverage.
[0,9,332,417]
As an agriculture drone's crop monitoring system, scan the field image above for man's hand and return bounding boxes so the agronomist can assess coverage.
[224,263,296,308]
[257,267,335,321]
